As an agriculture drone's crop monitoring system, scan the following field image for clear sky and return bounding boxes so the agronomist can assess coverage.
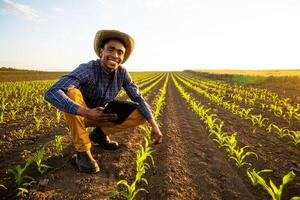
[0,0,300,71]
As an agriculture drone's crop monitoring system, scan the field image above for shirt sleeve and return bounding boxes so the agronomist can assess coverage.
[122,69,154,121]
[44,63,90,114]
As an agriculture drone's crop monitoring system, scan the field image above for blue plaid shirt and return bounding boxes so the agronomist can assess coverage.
[44,59,153,120]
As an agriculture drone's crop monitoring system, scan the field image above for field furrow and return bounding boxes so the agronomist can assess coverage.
[141,76,256,200]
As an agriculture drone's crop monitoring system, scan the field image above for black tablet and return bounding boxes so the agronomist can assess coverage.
[103,100,139,124]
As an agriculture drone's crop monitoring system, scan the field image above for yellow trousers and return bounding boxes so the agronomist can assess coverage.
[64,88,146,152]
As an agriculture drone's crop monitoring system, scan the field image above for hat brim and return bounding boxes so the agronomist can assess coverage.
[94,30,134,64]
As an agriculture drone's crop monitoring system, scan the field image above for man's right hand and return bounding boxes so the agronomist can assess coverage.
[77,106,117,122]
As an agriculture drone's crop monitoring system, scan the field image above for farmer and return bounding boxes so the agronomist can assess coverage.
[44,30,163,174]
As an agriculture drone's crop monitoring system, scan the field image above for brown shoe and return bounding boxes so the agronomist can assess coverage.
[89,127,119,150]
[75,151,100,174]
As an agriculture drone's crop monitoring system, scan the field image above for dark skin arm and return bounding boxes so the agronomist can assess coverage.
[77,106,117,122]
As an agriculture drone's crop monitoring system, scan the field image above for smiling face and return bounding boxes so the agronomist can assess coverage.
[99,39,126,73]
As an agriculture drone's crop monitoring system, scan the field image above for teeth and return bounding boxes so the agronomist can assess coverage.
[108,59,117,63]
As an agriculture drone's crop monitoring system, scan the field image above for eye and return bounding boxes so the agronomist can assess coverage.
[118,50,124,56]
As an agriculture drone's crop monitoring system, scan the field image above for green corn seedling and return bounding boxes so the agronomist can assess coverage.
[54,135,63,157]
[17,187,29,197]
[288,131,300,145]
[17,180,36,197]
[201,108,211,121]
[1,99,8,111]
[9,101,14,108]
[33,143,52,174]
[206,114,217,130]
[261,103,267,109]
[34,116,42,131]
[7,158,34,186]
[116,179,147,200]
[212,131,228,148]
[56,109,62,123]
[10,110,18,120]
[267,123,274,133]
[225,134,237,156]
[271,104,284,117]
[229,146,257,168]
[24,110,29,118]
[242,108,253,119]
[271,94,278,102]
[248,98,255,106]
[230,103,240,114]
[33,106,37,116]
[247,169,300,200]
[272,124,289,138]
[294,113,300,122]
[135,143,153,182]
[16,128,26,139]
[0,111,4,123]
[45,118,52,127]
[238,110,244,118]
[46,102,52,110]
[250,114,268,127]
[285,107,296,123]
[209,121,223,137]
[280,97,291,105]
[223,101,231,110]
[247,168,272,186]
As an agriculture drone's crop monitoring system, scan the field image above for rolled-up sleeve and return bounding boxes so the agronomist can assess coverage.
[122,70,154,121]
[44,64,90,114]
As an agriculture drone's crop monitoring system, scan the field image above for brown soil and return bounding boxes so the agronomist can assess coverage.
[0,72,299,200]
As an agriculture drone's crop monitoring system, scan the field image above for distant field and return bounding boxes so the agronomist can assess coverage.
[0,71,68,82]
[185,70,300,100]
[194,69,300,76]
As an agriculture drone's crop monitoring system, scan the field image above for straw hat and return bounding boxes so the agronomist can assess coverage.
[94,30,134,63]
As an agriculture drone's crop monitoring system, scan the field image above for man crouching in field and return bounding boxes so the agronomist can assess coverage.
[44,30,162,174]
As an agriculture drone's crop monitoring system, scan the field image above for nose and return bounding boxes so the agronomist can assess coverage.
[111,50,119,58]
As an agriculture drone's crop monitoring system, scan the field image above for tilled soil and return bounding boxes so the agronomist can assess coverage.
[170,75,300,200]
[140,76,257,200]
[0,73,299,200]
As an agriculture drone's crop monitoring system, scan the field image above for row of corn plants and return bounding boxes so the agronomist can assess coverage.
[117,73,165,98]
[176,73,300,145]
[112,73,169,200]
[181,72,300,125]
[172,74,300,200]
[179,72,300,128]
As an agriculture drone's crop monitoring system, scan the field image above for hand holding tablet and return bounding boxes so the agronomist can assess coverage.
[103,100,139,124]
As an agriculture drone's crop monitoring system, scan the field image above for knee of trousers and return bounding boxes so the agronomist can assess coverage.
[66,88,82,100]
